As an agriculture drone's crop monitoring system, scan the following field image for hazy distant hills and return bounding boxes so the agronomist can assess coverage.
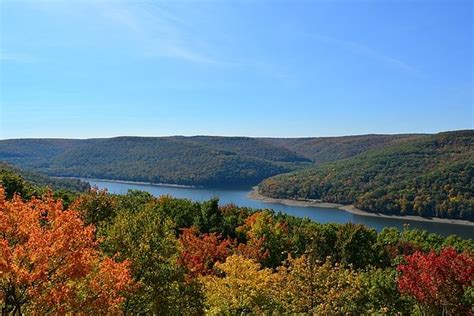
[259,130,474,220]
[0,134,419,187]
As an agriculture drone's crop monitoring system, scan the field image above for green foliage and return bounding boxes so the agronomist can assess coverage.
[0,136,311,187]
[334,223,382,268]
[0,168,31,199]
[155,195,200,230]
[259,130,474,220]
[263,133,421,164]
[0,134,422,187]
[0,161,88,207]
[194,198,224,234]
[2,176,471,314]
[101,198,203,314]
[360,268,414,314]
[71,188,118,226]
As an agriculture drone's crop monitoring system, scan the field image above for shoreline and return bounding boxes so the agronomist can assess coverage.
[248,188,474,227]
[57,177,199,189]
[62,176,474,227]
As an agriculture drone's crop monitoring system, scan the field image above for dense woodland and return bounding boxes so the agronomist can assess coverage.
[1,131,473,220]
[262,134,422,164]
[0,134,417,187]
[259,130,474,221]
[1,166,473,314]
[0,161,89,202]
[0,137,310,187]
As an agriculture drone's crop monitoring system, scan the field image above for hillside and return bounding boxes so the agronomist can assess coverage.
[0,137,312,187]
[0,161,90,196]
[258,130,474,221]
[262,134,424,164]
[0,133,458,188]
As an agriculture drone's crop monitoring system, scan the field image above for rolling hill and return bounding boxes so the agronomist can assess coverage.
[0,132,461,190]
[0,136,312,187]
[258,130,474,220]
[262,134,424,164]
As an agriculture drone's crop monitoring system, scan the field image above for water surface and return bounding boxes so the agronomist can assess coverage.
[87,179,474,239]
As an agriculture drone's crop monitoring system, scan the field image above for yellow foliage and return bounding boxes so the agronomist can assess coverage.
[200,254,365,314]
[275,255,365,314]
[199,255,280,314]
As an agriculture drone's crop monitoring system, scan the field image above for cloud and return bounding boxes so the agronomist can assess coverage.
[96,1,233,66]
[311,33,418,74]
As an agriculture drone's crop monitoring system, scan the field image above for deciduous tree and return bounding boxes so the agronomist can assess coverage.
[0,187,133,314]
[178,227,232,277]
[199,255,279,315]
[274,255,365,314]
[397,247,474,314]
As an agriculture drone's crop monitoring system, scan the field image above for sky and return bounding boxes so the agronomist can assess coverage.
[0,0,472,139]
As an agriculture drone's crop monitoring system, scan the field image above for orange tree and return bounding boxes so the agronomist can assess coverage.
[178,227,232,278]
[0,187,134,314]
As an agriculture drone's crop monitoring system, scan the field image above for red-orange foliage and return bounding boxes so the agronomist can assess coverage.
[0,187,134,314]
[397,247,474,314]
[178,227,232,277]
[235,236,270,263]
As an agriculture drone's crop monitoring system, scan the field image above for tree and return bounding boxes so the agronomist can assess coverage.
[102,202,203,314]
[360,268,413,314]
[70,187,118,226]
[236,211,290,267]
[274,255,365,314]
[199,255,279,314]
[0,171,30,200]
[178,227,232,277]
[156,195,200,230]
[194,198,223,234]
[397,247,474,314]
[0,187,133,314]
[335,223,381,268]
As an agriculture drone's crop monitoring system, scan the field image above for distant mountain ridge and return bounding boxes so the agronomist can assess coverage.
[0,133,419,187]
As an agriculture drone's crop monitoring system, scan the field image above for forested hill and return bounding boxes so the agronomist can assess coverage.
[0,133,448,187]
[0,134,420,187]
[262,134,425,164]
[0,161,89,199]
[0,137,312,187]
[259,130,474,221]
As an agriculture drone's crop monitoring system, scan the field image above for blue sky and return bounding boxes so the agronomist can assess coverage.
[0,0,472,139]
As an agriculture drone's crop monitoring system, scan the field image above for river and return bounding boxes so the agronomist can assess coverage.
[86,179,474,239]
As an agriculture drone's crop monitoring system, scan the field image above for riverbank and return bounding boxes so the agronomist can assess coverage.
[248,188,474,227]
[58,177,198,189]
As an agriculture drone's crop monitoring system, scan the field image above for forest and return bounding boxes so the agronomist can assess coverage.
[0,162,89,194]
[1,165,473,314]
[0,134,418,187]
[259,130,474,221]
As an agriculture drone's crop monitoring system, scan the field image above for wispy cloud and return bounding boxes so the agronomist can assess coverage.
[311,33,418,74]
[95,1,233,66]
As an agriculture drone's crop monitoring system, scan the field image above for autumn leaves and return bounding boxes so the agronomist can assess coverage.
[0,188,134,314]
[1,186,473,314]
